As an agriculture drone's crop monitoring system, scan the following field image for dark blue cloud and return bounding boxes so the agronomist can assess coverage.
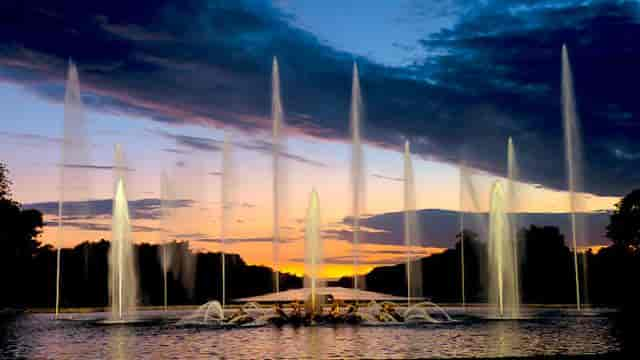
[26,198,194,220]
[337,208,611,248]
[1,0,639,196]
[417,0,640,195]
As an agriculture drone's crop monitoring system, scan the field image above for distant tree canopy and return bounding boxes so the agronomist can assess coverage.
[0,161,44,307]
[0,161,12,200]
[607,189,640,251]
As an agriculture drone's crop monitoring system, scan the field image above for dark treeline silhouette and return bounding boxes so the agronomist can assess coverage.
[2,160,640,309]
[356,225,639,306]
[339,187,640,307]
[22,239,302,308]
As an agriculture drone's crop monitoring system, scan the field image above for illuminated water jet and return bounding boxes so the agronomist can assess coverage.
[562,44,587,311]
[271,56,286,293]
[404,141,422,306]
[488,180,520,318]
[221,132,233,307]
[304,189,323,314]
[350,62,365,296]
[109,145,138,321]
[56,60,91,318]
[159,171,174,311]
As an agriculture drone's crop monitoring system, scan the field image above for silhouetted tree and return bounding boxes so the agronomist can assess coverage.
[455,229,485,302]
[607,189,640,251]
[518,225,573,304]
[0,162,12,200]
[0,162,44,307]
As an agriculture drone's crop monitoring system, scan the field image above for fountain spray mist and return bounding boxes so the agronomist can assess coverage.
[109,145,138,320]
[404,141,422,305]
[220,132,233,307]
[562,44,586,311]
[488,178,520,318]
[507,137,521,312]
[272,56,286,293]
[304,189,323,313]
[458,163,469,308]
[159,171,174,311]
[350,62,365,295]
[56,60,91,318]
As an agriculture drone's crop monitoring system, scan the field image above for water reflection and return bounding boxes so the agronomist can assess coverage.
[108,327,134,360]
[490,321,519,357]
[0,309,628,359]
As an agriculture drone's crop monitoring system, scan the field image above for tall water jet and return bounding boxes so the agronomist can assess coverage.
[220,132,233,307]
[159,171,174,311]
[562,44,586,310]
[56,60,91,318]
[458,163,469,308]
[271,56,286,294]
[109,145,138,320]
[304,189,323,314]
[404,141,422,305]
[488,180,520,318]
[350,62,365,295]
[506,137,521,310]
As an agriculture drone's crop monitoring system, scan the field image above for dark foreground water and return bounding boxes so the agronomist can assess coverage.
[0,307,632,359]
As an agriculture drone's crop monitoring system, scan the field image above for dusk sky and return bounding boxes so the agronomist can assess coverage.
[1,0,638,277]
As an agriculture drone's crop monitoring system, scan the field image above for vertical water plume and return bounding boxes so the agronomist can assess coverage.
[562,44,586,311]
[488,180,520,318]
[507,138,521,312]
[404,141,422,305]
[109,145,138,320]
[304,189,323,312]
[458,163,469,308]
[56,60,91,318]
[159,171,174,311]
[350,62,365,294]
[220,132,233,307]
[272,56,286,293]
[460,160,489,308]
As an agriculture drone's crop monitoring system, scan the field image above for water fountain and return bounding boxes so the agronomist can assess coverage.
[159,171,174,311]
[403,141,422,306]
[488,180,520,319]
[507,137,521,310]
[56,59,91,318]
[458,163,469,308]
[272,56,285,294]
[107,145,139,322]
[350,62,365,295]
[562,44,587,311]
[220,132,233,307]
[304,189,323,315]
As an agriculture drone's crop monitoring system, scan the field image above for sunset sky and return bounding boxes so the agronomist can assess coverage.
[1,0,639,277]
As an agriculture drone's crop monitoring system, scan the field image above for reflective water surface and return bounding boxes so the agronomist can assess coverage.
[0,307,627,359]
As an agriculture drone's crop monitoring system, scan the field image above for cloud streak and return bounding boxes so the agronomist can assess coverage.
[26,198,194,220]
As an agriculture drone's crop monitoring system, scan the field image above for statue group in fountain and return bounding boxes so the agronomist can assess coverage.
[179,298,454,328]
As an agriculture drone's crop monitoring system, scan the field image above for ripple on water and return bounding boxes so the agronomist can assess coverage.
[0,308,623,359]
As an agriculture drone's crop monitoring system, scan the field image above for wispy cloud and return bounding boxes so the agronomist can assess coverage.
[371,174,403,182]
[27,198,194,220]
[191,236,293,244]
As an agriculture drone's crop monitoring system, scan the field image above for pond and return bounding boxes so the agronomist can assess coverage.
[0,307,630,359]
